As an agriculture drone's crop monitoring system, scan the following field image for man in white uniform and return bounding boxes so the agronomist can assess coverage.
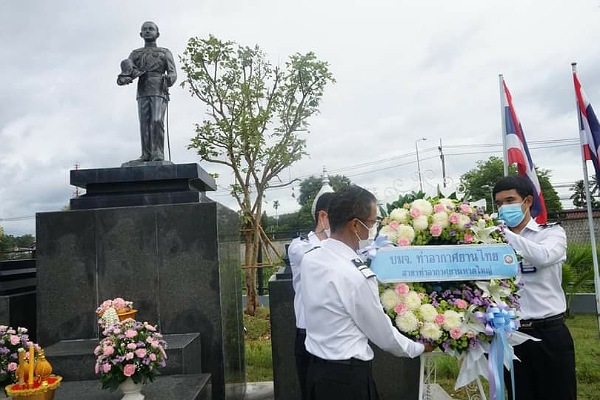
[288,192,334,400]
[302,185,431,400]
[494,175,576,400]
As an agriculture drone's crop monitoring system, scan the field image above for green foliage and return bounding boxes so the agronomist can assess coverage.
[244,307,273,382]
[460,156,562,215]
[570,179,600,209]
[297,175,351,206]
[562,242,598,316]
[180,35,335,209]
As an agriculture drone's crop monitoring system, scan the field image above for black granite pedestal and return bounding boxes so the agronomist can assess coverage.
[268,269,420,400]
[268,268,300,400]
[36,163,245,400]
[0,259,37,340]
[70,163,216,210]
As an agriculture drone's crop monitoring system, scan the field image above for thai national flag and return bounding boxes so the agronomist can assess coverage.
[573,71,600,179]
[501,78,548,224]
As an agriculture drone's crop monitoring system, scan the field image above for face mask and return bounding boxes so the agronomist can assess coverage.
[356,220,378,248]
[498,203,526,227]
[323,228,331,238]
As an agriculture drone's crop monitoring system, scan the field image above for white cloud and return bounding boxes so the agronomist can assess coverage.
[2,0,600,234]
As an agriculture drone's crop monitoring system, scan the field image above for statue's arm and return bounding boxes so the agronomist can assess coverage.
[117,51,139,86]
[165,49,177,87]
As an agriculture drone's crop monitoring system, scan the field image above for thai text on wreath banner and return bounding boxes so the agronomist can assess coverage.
[370,244,519,283]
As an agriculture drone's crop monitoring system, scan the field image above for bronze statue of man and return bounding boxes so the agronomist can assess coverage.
[118,21,177,162]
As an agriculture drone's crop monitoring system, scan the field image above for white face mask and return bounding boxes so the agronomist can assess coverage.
[356,220,378,248]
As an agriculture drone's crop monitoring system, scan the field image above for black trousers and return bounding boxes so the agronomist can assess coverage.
[306,355,379,400]
[295,329,311,400]
[506,318,576,400]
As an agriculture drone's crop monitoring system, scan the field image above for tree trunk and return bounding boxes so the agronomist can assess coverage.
[244,222,260,316]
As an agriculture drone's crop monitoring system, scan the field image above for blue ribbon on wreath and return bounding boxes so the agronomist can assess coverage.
[358,235,393,260]
[484,305,517,400]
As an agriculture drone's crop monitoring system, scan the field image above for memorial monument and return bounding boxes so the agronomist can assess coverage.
[34,21,246,400]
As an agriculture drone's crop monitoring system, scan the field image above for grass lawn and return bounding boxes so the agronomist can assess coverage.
[244,309,600,398]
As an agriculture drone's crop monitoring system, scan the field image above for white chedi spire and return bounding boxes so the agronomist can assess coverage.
[311,166,334,219]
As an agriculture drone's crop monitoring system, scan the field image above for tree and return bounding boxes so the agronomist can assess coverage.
[180,35,335,315]
[570,179,600,208]
[297,175,351,206]
[460,156,563,215]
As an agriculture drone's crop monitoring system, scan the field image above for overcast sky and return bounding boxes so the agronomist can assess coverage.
[1,0,600,236]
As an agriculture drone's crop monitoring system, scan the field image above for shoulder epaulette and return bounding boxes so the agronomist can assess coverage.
[351,258,376,279]
[540,221,561,228]
[305,246,321,255]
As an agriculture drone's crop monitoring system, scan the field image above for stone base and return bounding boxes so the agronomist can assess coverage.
[0,291,36,341]
[69,163,216,210]
[45,333,202,381]
[52,374,211,400]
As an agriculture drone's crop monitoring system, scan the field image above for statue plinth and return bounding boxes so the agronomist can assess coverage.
[69,162,216,210]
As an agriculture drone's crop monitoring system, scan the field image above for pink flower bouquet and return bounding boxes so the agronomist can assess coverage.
[94,319,167,391]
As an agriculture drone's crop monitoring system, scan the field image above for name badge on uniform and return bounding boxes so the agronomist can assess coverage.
[519,261,537,274]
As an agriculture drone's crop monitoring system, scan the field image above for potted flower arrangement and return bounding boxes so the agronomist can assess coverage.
[94,319,167,398]
[0,325,39,385]
[97,298,137,325]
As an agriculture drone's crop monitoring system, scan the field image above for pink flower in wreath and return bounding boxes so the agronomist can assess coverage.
[455,299,468,309]
[127,343,137,350]
[459,204,473,214]
[410,208,421,218]
[103,363,112,373]
[449,213,460,224]
[398,238,410,247]
[103,346,115,356]
[394,304,408,315]
[149,353,157,361]
[8,362,17,372]
[450,327,462,340]
[429,224,443,237]
[434,314,445,326]
[123,363,136,377]
[9,335,20,346]
[125,329,137,338]
[395,283,410,295]
[463,233,474,244]
[388,221,400,230]
[433,204,446,213]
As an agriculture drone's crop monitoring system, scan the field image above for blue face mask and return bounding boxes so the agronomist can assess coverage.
[498,203,526,227]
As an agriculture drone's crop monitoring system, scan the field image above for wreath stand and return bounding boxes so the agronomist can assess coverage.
[418,352,487,400]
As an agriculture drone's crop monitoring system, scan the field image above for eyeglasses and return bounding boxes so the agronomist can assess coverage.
[358,219,379,230]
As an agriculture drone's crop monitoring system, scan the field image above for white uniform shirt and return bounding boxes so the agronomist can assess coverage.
[503,219,567,320]
[289,232,321,329]
[301,238,424,361]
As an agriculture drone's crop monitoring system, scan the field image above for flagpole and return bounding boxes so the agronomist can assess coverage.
[499,74,509,176]
[572,62,600,335]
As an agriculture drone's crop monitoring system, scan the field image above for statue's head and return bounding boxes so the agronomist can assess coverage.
[140,21,160,41]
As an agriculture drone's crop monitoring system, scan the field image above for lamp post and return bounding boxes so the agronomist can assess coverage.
[415,137,427,192]
[482,185,495,214]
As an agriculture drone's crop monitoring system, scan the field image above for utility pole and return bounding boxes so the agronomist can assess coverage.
[438,139,447,188]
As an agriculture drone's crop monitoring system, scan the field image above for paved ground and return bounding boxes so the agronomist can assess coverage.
[244,381,275,400]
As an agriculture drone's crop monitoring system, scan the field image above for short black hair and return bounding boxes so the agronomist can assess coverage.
[328,185,376,233]
[313,192,334,224]
[493,175,534,200]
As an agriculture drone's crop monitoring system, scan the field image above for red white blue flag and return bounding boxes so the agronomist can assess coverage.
[573,71,600,179]
[501,78,548,224]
